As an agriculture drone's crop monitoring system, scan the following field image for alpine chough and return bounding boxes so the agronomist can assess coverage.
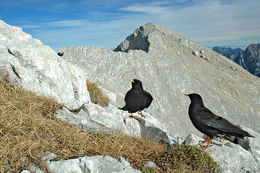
[119,79,153,118]
[185,93,253,148]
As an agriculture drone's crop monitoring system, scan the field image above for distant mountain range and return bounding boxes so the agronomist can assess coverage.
[213,44,260,78]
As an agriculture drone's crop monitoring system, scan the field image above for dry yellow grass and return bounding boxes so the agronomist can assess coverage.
[86,80,110,107]
[0,79,166,172]
[0,78,218,172]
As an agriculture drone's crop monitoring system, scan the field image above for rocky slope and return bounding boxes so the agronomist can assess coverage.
[58,23,260,138]
[1,20,260,172]
[213,44,260,77]
[0,20,89,108]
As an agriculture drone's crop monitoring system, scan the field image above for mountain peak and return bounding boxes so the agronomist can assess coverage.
[114,22,184,53]
[114,23,158,52]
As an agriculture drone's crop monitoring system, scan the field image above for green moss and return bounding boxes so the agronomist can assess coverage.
[169,145,219,173]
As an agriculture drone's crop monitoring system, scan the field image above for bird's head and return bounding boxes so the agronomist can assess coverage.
[185,93,204,105]
[130,79,143,90]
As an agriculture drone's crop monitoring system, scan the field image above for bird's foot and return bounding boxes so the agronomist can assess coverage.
[202,138,212,148]
[202,144,212,149]
[129,114,136,119]
[138,111,144,117]
[199,136,209,144]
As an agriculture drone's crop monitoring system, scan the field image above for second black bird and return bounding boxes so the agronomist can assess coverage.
[119,79,153,118]
[185,93,253,148]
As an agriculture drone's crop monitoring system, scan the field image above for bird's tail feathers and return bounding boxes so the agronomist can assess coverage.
[118,106,127,111]
[224,126,254,138]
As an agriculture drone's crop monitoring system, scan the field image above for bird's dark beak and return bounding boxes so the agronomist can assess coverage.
[130,79,134,83]
[185,93,189,97]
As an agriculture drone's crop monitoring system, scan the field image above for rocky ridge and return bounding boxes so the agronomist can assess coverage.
[0,20,260,172]
[213,44,260,78]
[213,46,243,58]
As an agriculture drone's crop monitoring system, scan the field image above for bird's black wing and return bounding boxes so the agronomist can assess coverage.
[118,89,133,111]
[198,107,253,137]
[144,91,153,108]
[124,89,132,102]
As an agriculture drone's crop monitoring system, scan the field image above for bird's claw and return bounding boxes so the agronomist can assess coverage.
[202,144,212,149]
[199,140,208,144]
[130,115,136,119]
[138,111,144,117]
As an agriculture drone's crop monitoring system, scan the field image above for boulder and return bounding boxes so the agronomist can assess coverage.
[184,133,259,173]
[21,155,140,173]
[0,20,90,108]
[241,126,260,169]
[47,155,141,173]
[55,104,179,145]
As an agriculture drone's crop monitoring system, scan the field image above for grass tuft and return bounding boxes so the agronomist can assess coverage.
[169,145,219,173]
[86,80,110,107]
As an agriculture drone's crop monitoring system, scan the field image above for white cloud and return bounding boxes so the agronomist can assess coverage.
[120,4,170,14]
[47,20,86,27]
[20,24,41,29]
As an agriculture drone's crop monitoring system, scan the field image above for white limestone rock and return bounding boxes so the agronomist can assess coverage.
[183,133,259,173]
[207,142,258,173]
[47,155,141,173]
[55,104,179,145]
[241,126,260,169]
[0,20,90,108]
[183,133,204,146]
[58,23,260,138]
[56,104,141,136]
[144,161,159,169]
[28,165,44,173]
[21,171,31,173]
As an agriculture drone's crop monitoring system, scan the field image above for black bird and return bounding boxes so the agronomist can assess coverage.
[185,93,254,148]
[119,79,153,118]
[57,52,64,56]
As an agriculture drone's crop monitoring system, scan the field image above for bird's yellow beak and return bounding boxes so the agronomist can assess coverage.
[185,93,189,96]
[130,79,134,83]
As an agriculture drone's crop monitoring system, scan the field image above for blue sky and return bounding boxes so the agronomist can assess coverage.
[1,0,260,50]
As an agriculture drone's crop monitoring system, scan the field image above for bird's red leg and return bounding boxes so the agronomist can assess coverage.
[200,136,209,143]
[129,111,136,119]
[203,138,212,148]
[139,111,144,117]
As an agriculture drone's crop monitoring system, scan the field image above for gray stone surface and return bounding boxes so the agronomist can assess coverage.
[21,171,31,173]
[241,126,260,169]
[55,104,179,145]
[55,104,140,136]
[0,20,90,109]
[58,23,260,137]
[184,133,259,173]
[47,155,141,173]
[144,161,159,168]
